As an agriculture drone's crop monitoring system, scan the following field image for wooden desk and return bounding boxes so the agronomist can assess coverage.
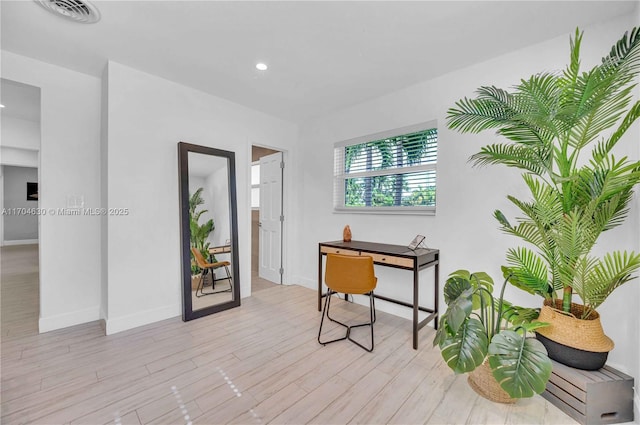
[209,245,231,255]
[318,240,439,349]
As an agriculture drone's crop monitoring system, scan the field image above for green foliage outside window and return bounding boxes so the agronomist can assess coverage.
[342,128,437,208]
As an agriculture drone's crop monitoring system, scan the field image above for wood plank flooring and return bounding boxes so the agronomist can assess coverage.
[0,245,577,424]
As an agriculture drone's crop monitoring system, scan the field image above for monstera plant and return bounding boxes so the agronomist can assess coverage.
[446,27,640,369]
[434,270,551,401]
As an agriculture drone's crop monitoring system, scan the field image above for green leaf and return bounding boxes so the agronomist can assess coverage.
[433,320,449,347]
[488,331,552,398]
[494,210,511,229]
[443,276,472,304]
[504,249,553,297]
[189,187,215,263]
[470,272,494,289]
[519,321,550,333]
[470,271,494,310]
[439,318,488,374]
[500,301,541,326]
[469,144,549,175]
[447,269,472,281]
[576,251,640,313]
[443,287,474,333]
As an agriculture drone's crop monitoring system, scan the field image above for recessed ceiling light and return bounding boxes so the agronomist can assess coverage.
[256,63,268,71]
[0,104,5,108]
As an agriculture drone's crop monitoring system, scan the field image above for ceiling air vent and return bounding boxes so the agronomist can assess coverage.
[34,0,101,24]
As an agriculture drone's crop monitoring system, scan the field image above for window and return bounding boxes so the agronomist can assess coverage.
[334,122,437,214]
[251,162,260,209]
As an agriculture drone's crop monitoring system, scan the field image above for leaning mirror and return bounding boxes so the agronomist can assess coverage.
[178,142,240,321]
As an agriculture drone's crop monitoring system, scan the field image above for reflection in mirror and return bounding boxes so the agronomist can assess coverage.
[188,152,233,311]
[179,142,240,321]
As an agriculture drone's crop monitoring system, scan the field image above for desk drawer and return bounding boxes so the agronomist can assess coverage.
[209,246,231,254]
[368,252,413,268]
[320,246,360,256]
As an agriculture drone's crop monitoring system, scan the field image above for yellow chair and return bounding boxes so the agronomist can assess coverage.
[318,253,378,352]
[191,247,233,297]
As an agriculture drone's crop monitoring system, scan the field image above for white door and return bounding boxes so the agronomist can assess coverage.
[259,152,283,283]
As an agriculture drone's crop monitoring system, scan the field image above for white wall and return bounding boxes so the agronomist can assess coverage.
[1,51,103,332]
[187,158,231,250]
[2,165,38,241]
[1,115,40,150]
[295,15,640,385]
[100,64,109,323]
[0,146,38,168]
[205,165,231,248]
[104,61,297,334]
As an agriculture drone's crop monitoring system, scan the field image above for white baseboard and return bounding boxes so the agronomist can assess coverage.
[39,306,101,333]
[105,304,180,335]
[3,239,38,246]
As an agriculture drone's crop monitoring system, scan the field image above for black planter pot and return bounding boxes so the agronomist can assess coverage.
[536,332,609,371]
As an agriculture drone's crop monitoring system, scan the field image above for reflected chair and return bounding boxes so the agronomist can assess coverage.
[318,253,378,352]
[190,247,233,298]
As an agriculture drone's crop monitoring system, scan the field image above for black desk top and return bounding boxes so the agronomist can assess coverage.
[320,240,439,260]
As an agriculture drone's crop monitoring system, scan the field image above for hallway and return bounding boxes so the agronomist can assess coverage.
[1,244,39,338]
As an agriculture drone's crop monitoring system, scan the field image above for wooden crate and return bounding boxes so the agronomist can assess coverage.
[541,359,634,425]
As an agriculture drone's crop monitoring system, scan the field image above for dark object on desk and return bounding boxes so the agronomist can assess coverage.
[318,253,378,352]
[343,225,352,242]
[318,240,439,350]
[408,234,425,250]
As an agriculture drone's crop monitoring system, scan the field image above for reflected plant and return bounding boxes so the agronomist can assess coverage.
[189,187,215,273]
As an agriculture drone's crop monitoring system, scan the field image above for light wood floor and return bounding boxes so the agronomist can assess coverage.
[0,245,577,424]
[1,244,39,339]
[252,271,279,293]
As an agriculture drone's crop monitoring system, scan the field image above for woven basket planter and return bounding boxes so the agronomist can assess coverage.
[467,362,516,404]
[535,299,613,370]
[191,273,213,290]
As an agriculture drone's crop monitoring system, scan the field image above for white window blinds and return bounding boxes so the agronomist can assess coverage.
[334,122,437,214]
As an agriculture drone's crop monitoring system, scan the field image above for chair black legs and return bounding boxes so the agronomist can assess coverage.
[195,266,233,298]
[194,270,209,298]
[317,290,376,352]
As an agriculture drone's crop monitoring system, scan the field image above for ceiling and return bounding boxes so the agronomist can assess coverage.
[1,1,636,124]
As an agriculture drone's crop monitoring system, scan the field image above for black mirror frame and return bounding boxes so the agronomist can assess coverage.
[178,141,241,321]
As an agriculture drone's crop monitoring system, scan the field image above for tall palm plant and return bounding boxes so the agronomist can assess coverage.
[447,27,640,318]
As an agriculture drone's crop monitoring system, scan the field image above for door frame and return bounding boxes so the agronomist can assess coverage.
[249,143,290,292]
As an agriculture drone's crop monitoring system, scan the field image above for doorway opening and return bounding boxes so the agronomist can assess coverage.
[251,145,284,293]
[0,78,42,337]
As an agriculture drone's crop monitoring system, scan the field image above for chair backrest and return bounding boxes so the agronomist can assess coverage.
[325,253,377,295]
[191,247,208,269]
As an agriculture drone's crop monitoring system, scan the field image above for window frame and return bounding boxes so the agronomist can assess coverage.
[333,121,437,216]
[250,161,260,210]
